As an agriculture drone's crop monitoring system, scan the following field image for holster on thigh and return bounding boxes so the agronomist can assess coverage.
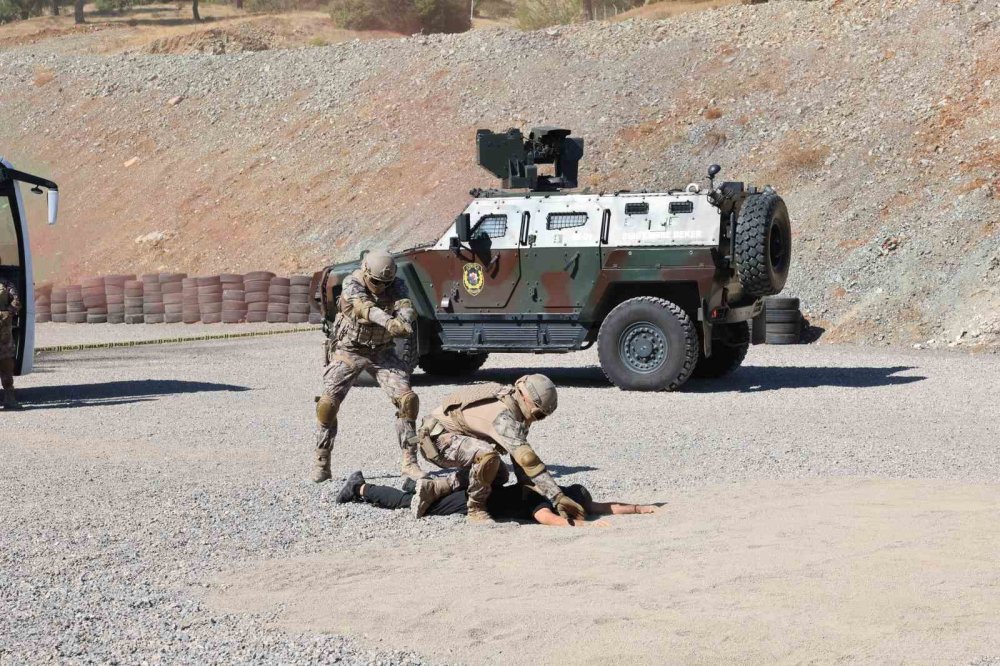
[417,416,447,464]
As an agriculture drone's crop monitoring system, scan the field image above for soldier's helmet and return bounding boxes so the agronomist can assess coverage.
[514,374,558,421]
[362,249,397,293]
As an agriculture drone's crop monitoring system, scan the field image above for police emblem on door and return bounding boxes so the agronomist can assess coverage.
[462,262,485,296]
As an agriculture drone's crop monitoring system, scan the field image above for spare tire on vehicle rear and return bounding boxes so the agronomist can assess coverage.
[734,190,792,298]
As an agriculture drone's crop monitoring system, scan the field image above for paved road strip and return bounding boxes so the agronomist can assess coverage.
[36,326,321,353]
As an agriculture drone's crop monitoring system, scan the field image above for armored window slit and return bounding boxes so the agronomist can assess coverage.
[546,212,588,231]
[473,214,508,239]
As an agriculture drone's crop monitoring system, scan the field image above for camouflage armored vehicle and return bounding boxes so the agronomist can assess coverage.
[317,127,791,391]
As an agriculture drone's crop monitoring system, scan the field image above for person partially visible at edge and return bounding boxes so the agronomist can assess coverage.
[0,255,22,411]
[312,249,425,484]
[415,374,587,524]
[335,470,658,527]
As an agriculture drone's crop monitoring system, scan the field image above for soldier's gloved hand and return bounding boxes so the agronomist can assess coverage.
[553,493,586,522]
[0,311,9,323]
[385,317,412,338]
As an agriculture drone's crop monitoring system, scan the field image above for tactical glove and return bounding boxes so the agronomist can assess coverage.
[385,317,412,338]
[552,492,586,522]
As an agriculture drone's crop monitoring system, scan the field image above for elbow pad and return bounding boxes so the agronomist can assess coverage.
[511,444,546,479]
[352,299,374,321]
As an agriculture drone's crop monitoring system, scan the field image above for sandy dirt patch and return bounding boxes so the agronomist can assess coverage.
[208,478,1000,665]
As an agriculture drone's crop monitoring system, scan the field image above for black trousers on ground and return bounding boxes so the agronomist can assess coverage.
[361,485,469,516]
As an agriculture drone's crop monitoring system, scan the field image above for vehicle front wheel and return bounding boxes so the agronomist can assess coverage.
[418,350,489,377]
[597,296,699,391]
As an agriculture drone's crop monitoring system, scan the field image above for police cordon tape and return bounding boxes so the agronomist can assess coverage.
[35,326,321,354]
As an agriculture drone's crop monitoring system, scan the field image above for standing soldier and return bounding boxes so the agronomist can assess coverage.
[313,249,426,483]
[0,256,22,410]
[415,374,587,523]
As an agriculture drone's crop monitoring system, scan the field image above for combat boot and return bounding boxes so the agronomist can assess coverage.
[312,449,331,483]
[466,505,494,524]
[337,470,366,503]
[400,443,428,481]
[411,476,453,518]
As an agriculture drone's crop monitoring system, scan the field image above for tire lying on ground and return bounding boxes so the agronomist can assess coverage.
[692,321,750,379]
[597,296,698,391]
[734,190,792,298]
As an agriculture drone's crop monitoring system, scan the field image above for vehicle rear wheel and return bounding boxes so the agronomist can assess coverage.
[692,322,750,379]
[734,190,792,298]
[597,296,698,391]
[418,350,489,377]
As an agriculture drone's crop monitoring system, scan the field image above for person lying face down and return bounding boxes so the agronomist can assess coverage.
[335,471,657,527]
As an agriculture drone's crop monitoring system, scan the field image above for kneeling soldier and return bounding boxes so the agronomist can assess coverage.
[416,374,586,523]
[313,249,426,483]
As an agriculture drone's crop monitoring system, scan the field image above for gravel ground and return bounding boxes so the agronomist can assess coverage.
[3,333,999,664]
[34,321,318,348]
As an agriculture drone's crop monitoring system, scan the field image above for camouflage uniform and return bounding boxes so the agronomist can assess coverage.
[418,380,582,521]
[314,268,423,481]
[0,277,21,409]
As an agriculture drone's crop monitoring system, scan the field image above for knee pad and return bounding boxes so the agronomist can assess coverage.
[396,390,419,421]
[315,395,339,428]
[472,450,501,485]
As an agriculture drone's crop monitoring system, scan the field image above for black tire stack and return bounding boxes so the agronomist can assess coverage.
[104,275,132,324]
[182,277,200,324]
[161,273,185,324]
[764,297,802,344]
[124,279,145,324]
[65,285,86,324]
[308,270,323,325]
[82,276,108,324]
[287,275,312,324]
[142,274,165,324]
[244,272,273,323]
[221,274,246,324]
[198,275,223,324]
[51,287,67,323]
[34,284,52,323]
[267,277,290,323]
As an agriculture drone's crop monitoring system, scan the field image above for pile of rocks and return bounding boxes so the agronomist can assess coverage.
[37,271,322,325]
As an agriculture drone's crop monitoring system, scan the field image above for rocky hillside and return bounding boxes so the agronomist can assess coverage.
[0,0,997,348]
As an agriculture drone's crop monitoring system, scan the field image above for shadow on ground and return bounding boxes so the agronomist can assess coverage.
[19,379,250,409]
[413,366,610,389]
[547,464,599,478]
[686,365,925,393]
[359,363,923,393]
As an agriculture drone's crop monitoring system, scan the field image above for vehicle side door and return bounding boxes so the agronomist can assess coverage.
[520,198,603,311]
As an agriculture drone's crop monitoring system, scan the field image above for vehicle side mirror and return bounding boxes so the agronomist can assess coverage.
[47,189,58,225]
[455,213,471,243]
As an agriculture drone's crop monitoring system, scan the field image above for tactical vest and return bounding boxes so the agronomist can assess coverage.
[336,271,396,349]
[440,383,523,435]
